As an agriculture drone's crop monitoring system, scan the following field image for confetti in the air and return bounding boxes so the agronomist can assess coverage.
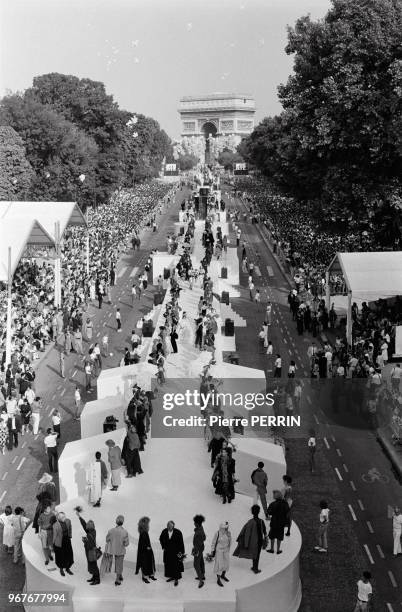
[186,23,193,31]
[258,38,265,46]
[134,57,140,63]
[131,40,139,47]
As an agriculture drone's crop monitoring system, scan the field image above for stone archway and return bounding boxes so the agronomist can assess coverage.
[202,122,218,165]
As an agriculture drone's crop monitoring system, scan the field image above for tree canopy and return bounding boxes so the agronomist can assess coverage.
[0,73,173,208]
[0,126,34,201]
[240,0,402,244]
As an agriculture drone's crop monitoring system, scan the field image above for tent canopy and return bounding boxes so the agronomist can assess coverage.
[0,201,86,242]
[328,252,402,302]
[0,218,55,283]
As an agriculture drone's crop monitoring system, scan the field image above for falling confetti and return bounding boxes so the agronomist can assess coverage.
[134,57,140,63]
[186,23,193,31]
[131,40,139,47]
[258,38,265,46]
[229,42,236,48]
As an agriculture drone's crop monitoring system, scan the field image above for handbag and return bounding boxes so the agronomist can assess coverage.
[87,546,102,562]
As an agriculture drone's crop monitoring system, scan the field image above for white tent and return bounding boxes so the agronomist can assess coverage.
[0,217,55,283]
[0,201,86,241]
[327,251,402,344]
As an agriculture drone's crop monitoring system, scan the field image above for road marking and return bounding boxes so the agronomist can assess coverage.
[34,434,39,440]
[366,521,374,533]
[357,499,365,511]
[117,266,127,279]
[72,370,77,377]
[266,265,274,277]
[343,463,349,473]
[108,312,112,318]
[313,414,319,424]
[283,338,287,344]
[336,449,342,457]
[388,570,397,587]
[130,266,139,278]
[0,491,6,503]
[386,604,394,612]
[2,472,8,481]
[21,441,26,449]
[363,544,374,565]
[376,544,385,559]
[334,468,343,481]
[306,396,311,404]
[52,394,56,400]
[323,437,330,450]
[16,457,25,471]
[348,504,357,521]
[11,456,18,464]
[60,388,66,397]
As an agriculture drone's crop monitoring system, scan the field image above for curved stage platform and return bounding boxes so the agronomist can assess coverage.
[23,437,301,612]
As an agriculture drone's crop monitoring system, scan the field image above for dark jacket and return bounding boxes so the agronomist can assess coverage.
[192,525,206,555]
[233,517,266,559]
[135,531,155,575]
[159,528,185,579]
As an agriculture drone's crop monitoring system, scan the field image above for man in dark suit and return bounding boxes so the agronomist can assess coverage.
[159,521,185,586]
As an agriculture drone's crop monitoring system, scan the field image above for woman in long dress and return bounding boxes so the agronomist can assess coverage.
[53,512,74,576]
[135,516,156,583]
[210,522,231,586]
[0,506,15,553]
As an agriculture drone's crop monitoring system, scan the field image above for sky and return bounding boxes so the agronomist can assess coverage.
[0,0,331,139]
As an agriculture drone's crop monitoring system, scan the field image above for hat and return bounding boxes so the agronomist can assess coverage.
[220,521,229,530]
[38,473,53,484]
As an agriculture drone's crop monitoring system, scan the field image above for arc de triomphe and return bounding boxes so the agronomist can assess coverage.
[178,93,256,164]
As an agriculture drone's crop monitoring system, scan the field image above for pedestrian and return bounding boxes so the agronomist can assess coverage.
[170,327,178,353]
[274,354,282,378]
[84,361,92,392]
[192,514,206,588]
[233,504,267,574]
[266,490,289,554]
[251,462,269,519]
[51,409,61,439]
[212,447,236,504]
[0,505,15,553]
[59,351,65,379]
[135,516,156,583]
[105,515,129,586]
[294,380,302,414]
[209,521,231,587]
[102,334,109,357]
[121,423,143,477]
[75,508,100,585]
[38,503,55,565]
[74,386,81,420]
[116,308,122,332]
[281,475,293,536]
[53,511,74,576]
[12,507,30,565]
[308,428,316,473]
[353,571,372,611]
[314,500,329,553]
[266,302,272,325]
[44,428,58,473]
[159,521,185,586]
[32,473,57,533]
[392,506,402,557]
[105,439,122,491]
[131,284,137,305]
[390,364,402,393]
[288,360,296,378]
[98,291,103,310]
[0,418,8,454]
[87,452,108,507]
[266,340,273,356]
[255,289,261,306]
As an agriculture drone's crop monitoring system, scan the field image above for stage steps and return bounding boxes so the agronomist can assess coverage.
[219,303,247,327]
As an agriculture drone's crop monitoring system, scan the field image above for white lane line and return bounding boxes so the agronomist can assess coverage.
[60,389,66,397]
[16,457,25,471]
[376,544,385,559]
[2,472,8,481]
[117,266,128,279]
[11,456,18,464]
[388,570,397,587]
[129,266,139,278]
[331,435,336,442]
[283,338,287,344]
[348,504,357,521]
[336,449,342,457]
[21,442,26,449]
[306,396,311,404]
[323,437,330,450]
[52,394,56,400]
[366,521,374,534]
[343,463,349,473]
[313,414,319,424]
[357,499,365,511]
[334,468,343,481]
[0,490,6,503]
[34,434,39,440]
[108,312,112,318]
[288,349,292,355]
[386,604,394,612]
[72,370,77,377]
[363,544,375,565]
[350,481,356,491]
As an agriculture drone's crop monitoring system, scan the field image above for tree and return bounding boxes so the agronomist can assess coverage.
[241,0,402,243]
[0,126,34,200]
[175,153,198,171]
[218,148,244,171]
[0,94,98,205]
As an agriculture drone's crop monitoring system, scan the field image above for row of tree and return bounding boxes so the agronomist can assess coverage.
[239,0,402,245]
[0,73,173,208]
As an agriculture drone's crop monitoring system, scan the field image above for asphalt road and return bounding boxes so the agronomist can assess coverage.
[226,187,402,611]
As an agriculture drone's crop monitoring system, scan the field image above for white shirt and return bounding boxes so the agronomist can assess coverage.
[308,437,316,448]
[275,358,281,368]
[320,508,329,523]
[52,414,61,426]
[393,513,402,532]
[357,580,372,602]
[44,433,58,449]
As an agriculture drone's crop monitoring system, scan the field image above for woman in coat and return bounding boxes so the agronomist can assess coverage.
[212,447,235,504]
[210,522,231,586]
[53,512,74,576]
[75,509,100,585]
[233,505,267,574]
[159,521,185,586]
[121,424,143,477]
[32,473,57,533]
[135,516,156,583]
